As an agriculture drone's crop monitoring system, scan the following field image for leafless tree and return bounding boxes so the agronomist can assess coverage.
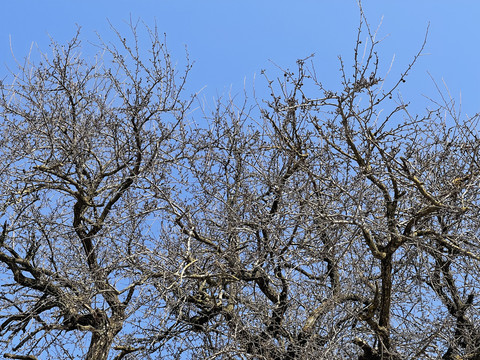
[144,10,480,360]
[1,7,480,360]
[0,22,193,360]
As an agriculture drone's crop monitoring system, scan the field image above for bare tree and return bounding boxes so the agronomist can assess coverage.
[0,22,193,360]
[143,10,480,360]
[1,7,480,360]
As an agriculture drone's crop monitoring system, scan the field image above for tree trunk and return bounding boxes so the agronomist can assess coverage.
[86,330,117,360]
[379,255,393,357]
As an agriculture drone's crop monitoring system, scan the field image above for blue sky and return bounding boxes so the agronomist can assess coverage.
[0,2,478,357]
[1,1,480,117]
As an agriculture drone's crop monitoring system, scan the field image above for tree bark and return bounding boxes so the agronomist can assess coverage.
[86,327,121,360]
[379,254,393,357]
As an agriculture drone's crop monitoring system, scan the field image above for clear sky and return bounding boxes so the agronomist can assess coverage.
[1,1,480,117]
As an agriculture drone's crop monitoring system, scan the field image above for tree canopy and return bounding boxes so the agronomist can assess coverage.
[1,12,480,360]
